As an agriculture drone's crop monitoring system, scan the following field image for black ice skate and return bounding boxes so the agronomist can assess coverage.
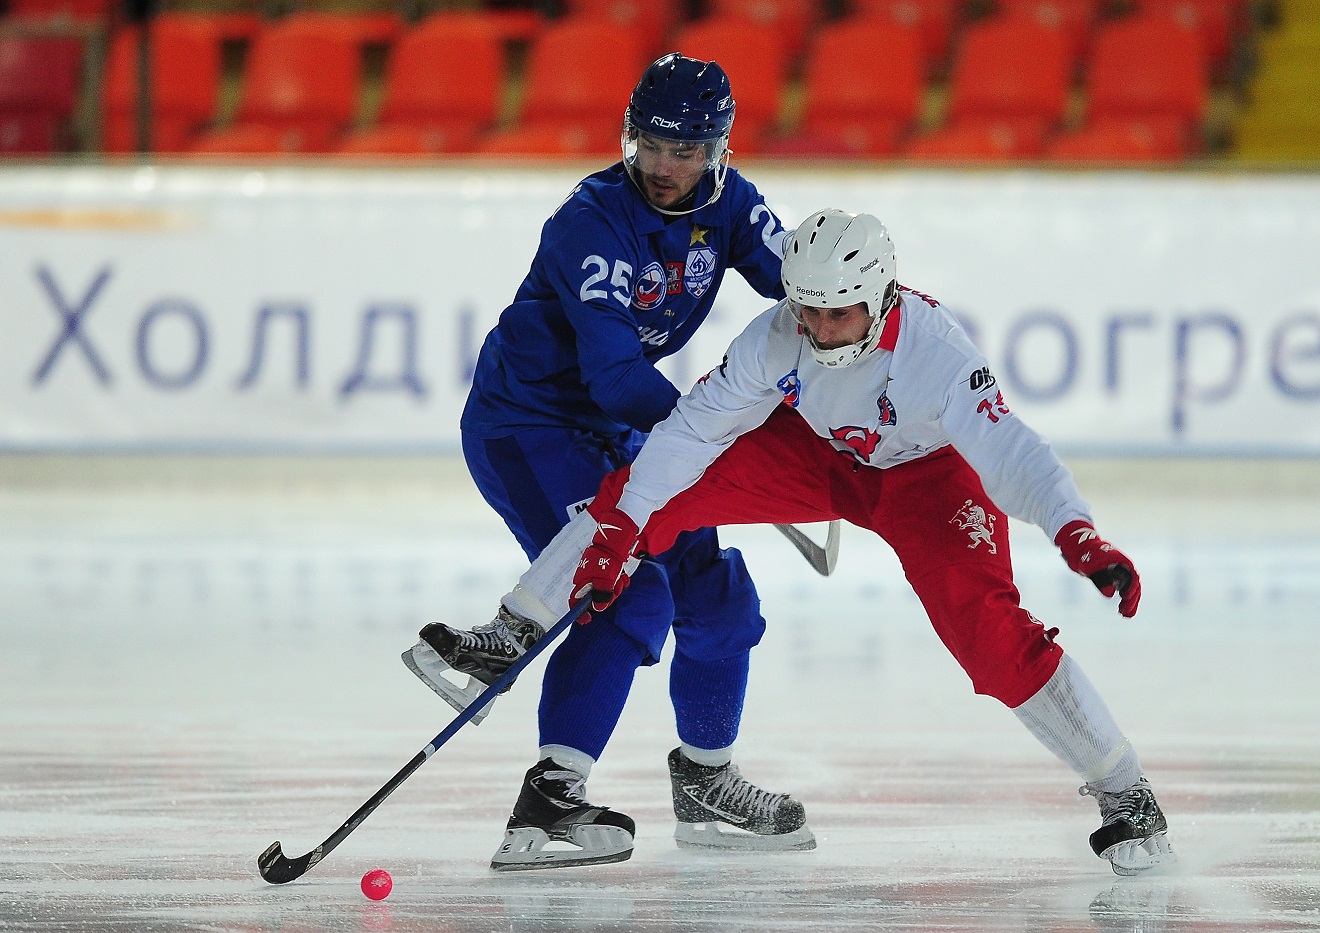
[668,747,816,851]
[490,758,636,871]
[400,606,544,725]
[1081,776,1177,875]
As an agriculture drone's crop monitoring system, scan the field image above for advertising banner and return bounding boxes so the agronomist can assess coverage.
[2,165,1317,454]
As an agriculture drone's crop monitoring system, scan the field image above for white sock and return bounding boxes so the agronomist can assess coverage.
[540,744,595,779]
[1013,654,1142,793]
[505,510,600,627]
[680,743,733,767]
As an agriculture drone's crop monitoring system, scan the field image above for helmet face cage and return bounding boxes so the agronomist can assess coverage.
[622,114,726,173]
[782,210,899,368]
[621,53,736,216]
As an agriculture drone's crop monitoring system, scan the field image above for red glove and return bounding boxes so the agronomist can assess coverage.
[571,505,642,621]
[1055,519,1142,618]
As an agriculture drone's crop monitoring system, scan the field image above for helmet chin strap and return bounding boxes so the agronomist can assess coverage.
[626,149,732,218]
[798,302,894,369]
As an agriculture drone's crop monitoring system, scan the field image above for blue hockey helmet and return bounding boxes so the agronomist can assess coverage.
[622,53,736,215]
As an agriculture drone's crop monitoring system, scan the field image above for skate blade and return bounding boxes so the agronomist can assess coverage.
[1103,830,1177,876]
[674,820,817,851]
[490,825,634,871]
[401,640,495,726]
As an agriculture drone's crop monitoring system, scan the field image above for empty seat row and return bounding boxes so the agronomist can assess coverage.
[0,6,1223,160]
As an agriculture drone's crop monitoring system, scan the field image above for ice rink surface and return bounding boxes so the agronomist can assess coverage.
[3,454,1320,932]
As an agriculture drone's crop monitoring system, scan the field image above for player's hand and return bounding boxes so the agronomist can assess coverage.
[571,506,642,622]
[1055,519,1142,617]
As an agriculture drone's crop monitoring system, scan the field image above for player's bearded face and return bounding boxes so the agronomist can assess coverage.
[796,302,872,350]
[633,134,709,210]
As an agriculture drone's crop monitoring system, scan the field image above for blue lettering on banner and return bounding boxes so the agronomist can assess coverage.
[136,300,209,390]
[31,264,115,386]
[1270,312,1320,399]
[340,304,427,399]
[1105,312,1156,392]
[1001,311,1077,402]
[1173,312,1245,433]
[235,304,311,390]
[16,278,1320,450]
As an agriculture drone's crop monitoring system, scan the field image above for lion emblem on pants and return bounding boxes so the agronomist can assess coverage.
[950,499,997,554]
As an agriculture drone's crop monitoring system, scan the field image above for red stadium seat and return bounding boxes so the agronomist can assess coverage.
[1045,117,1190,161]
[670,15,788,152]
[479,122,622,158]
[993,0,1099,67]
[766,17,925,157]
[188,17,362,154]
[338,12,505,155]
[850,0,957,71]
[479,16,644,156]
[1059,13,1209,157]
[904,16,1070,159]
[903,119,1045,160]
[154,0,262,42]
[706,0,818,59]
[5,0,115,23]
[0,36,82,154]
[562,0,683,59]
[100,16,224,153]
[1133,0,1235,70]
[278,10,405,46]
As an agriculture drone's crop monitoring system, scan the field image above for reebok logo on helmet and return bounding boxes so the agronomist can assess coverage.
[650,116,682,129]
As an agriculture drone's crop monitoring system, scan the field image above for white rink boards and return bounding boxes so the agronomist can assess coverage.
[3,165,1319,455]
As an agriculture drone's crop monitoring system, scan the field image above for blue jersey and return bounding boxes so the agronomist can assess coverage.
[462,163,787,439]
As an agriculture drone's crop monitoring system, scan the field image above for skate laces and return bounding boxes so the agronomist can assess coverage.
[460,609,535,658]
[698,764,788,820]
[1080,778,1156,827]
[533,766,590,806]
[454,616,520,657]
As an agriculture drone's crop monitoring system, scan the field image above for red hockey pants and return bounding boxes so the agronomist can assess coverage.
[596,405,1063,708]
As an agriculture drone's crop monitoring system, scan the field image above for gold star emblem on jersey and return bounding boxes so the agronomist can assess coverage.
[690,225,709,246]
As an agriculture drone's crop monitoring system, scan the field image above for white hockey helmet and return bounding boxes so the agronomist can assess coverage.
[782,209,899,368]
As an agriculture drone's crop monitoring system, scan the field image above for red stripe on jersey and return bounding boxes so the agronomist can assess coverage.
[877,305,902,351]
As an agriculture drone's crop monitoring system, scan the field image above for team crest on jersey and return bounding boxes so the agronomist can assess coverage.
[666,262,683,295]
[831,425,880,461]
[776,369,800,407]
[949,499,997,554]
[685,247,717,298]
[877,392,897,426]
[632,261,666,310]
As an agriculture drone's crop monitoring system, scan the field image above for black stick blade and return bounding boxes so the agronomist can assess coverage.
[258,840,324,884]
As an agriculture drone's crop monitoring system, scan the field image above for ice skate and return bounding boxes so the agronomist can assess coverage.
[668,748,816,851]
[1081,776,1177,875]
[490,758,636,871]
[401,606,544,725]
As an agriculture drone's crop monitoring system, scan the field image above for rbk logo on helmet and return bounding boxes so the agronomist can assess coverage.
[650,116,682,129]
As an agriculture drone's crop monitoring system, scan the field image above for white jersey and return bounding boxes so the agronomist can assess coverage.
[616,288,1092,540]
